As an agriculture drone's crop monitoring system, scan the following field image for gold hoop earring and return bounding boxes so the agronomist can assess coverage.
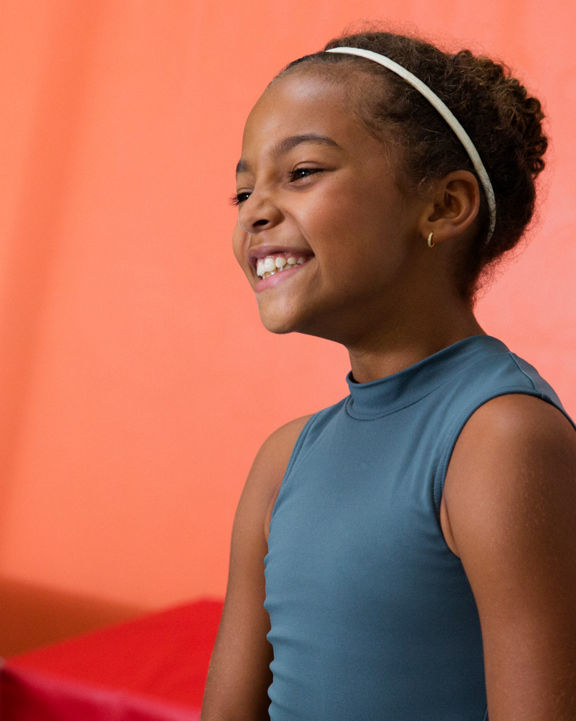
[426,232,435,248]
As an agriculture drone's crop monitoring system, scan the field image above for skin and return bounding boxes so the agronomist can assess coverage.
[201,68,576,721]
[231,69,483,380]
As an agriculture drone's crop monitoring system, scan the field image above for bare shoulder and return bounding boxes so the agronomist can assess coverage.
[238,414,312,530]
[443,392,576,557]
[452,391,575,448]
[443,394,576,720]
[250,414,312,484]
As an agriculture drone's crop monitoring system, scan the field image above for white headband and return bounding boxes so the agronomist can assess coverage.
[326,46,496,241]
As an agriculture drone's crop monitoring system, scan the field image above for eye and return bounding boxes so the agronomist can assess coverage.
[289,167,323,182]
[230,190,252,206]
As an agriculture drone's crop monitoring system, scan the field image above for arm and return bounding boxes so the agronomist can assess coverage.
[201,415,311,721]
[442,394,576,721]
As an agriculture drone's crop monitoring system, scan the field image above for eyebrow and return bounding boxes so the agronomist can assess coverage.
[235,134,341,174]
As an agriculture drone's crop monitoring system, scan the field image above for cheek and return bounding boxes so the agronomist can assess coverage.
[298,193,359,244]
[312,176,390,232]
[304,189,386,256]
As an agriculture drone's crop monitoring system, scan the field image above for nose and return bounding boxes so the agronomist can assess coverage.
[237,189,282,234]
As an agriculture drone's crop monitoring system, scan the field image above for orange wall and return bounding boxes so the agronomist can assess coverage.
[0,0,574,629]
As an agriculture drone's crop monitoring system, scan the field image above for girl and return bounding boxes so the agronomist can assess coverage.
[202,30,576,721]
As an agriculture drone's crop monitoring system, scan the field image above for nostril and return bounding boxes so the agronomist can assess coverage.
[253,218,269,227]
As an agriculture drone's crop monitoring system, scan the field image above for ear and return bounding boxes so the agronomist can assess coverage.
[419,170,481,244]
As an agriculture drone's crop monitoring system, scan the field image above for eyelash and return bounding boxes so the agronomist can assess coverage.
[230,192,250,207]
[230,167,324,206]
[289,167,323,182]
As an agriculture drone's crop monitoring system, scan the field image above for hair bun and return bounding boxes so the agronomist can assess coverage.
[453,50,547,178]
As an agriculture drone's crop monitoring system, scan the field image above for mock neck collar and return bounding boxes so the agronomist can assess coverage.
[345,335,508,419]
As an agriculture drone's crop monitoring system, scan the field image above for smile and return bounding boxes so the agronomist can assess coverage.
[256,253,309,279]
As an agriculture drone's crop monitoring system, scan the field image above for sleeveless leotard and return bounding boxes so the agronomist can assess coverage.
[264,335,573,721]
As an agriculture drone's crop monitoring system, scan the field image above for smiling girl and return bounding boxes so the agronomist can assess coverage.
[201,30,576,721]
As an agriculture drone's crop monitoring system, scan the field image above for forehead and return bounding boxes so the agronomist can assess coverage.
[241,69,379,158]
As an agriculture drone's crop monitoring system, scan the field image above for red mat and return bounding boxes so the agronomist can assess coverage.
[0,599,223,721]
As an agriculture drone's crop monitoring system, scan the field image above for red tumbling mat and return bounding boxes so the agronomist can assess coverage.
[0,599,223,721]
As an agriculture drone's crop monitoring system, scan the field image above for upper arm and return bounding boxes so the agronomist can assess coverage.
[443,394,576,721]
[201,415,311,721]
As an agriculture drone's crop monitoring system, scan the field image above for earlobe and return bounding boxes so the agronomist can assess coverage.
[422,170,481,244]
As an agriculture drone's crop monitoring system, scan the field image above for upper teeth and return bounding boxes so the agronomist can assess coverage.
[256,254,307,278]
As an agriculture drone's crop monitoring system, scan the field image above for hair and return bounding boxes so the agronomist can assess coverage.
[277,31,548,299]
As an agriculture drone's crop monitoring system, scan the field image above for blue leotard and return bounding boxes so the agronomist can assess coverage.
[264,335,572,721]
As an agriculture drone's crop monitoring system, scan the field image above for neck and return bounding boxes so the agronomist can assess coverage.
[346,301,484,384]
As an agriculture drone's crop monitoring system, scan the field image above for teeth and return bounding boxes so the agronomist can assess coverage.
[256,253,309,279]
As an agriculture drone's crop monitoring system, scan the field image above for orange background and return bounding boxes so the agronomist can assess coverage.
[1,0,574,654]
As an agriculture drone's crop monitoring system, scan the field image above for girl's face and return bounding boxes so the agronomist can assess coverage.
[233,69,431,345]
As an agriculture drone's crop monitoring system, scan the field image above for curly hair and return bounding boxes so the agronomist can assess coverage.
[278,31,548,299]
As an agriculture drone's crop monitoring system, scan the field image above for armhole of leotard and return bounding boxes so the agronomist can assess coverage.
[431,388,575,553]
[267,413,321,527]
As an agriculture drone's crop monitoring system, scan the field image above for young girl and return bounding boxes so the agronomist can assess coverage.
[201,30,576,721]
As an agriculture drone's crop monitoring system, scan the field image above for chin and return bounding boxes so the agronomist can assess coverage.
[256,297,305,335]
[258,311,299,335]
[256,295,339,339]
[258,307,336,341]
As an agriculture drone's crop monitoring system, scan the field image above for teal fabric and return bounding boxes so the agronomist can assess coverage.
[264,335,572,721]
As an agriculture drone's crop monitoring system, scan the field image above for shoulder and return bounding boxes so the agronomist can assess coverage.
[246,414,312,496]
[455,392,574,461]
[257,414,313,461]
[443,393,576,557]
[235,415,313,540]
[447,392,575,496]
